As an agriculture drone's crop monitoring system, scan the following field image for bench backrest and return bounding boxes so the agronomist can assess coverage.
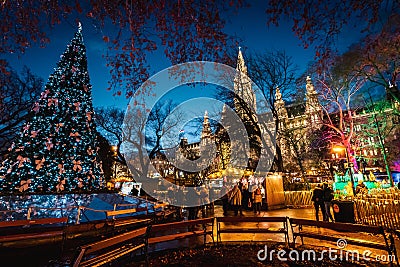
[80,225,149,255]
[216,216,287,224]
[151,218,214,233]
[289,218,384,235]
[105,208,140,217]
[0,217,68,228]
[105,205,166,218]
[0,220,30,228]
[28,217,68,225]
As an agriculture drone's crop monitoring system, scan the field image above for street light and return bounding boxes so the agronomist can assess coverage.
[333,145,356,196]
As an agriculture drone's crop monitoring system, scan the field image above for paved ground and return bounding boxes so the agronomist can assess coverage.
[148,204,400,266]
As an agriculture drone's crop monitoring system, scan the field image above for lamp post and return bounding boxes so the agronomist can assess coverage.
[333,145,356,196]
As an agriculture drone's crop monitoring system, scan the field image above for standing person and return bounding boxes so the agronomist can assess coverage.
[186,188,200,220]
[252,185,262,215]
[311,184,326,221]
[199,185,209,218]
[220,184,230,216]
[208,185,216,214]
[229,184,242,216]
[260,184,266,210]
[241,180,250,211]
[322,183,334,222]
[175,186,185,220]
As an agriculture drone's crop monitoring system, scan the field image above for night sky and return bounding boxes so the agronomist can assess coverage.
[3,1,360,111]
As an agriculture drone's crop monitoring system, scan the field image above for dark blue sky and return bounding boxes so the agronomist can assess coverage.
[3,1,360,110]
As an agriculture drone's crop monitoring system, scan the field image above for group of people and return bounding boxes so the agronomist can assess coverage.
[221,182,265,216]
[311,183,334,222]
[165,184,215,220]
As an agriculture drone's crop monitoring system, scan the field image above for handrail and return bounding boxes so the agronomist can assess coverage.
[0,201,166,224]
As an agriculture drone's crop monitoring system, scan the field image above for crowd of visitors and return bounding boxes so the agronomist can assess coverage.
[163,178,268,219]
[222,179,266,216]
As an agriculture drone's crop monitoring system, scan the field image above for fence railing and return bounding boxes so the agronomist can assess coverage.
[354,198,400,231]
[284,191,312,207]
[285,188,400,231]
[0,206,79,223]
[0,201,168,224]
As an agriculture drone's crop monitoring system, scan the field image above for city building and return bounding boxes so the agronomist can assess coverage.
[150,49,400,185]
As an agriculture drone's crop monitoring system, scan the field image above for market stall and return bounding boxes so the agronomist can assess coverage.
[332,171,390,197]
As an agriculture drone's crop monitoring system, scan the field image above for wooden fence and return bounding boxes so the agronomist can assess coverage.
[284,191,312,207]
[354,190,400,231]
[285,189,400,231]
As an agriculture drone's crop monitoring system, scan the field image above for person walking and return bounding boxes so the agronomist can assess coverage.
[229,184,242,216]
[322,183,334,222]
[252,185,262,215]
[311,184,326,221]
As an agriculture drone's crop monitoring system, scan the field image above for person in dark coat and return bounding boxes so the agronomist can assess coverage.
[186,188,200,220]
[311,184,326,221]
[322,183,334,222]
[220,184,230,216]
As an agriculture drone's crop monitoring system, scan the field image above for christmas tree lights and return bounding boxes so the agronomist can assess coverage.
[0,23,104,193]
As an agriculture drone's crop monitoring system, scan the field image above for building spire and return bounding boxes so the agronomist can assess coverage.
[275,87,282,100]
[201,110,212,142]
[78,21,82,32]
[274,87,288,119]
[236,46,247,74]
[305,76,322,127]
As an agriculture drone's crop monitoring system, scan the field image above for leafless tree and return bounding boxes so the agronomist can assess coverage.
[246,50,297,172]
[98,100,183,182]
[0,65,43,160]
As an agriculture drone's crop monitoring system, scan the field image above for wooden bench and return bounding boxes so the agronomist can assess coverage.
[0,217,68,245]
[216,216,289,245]
[148,217,214,246]
[289,218,399,266]
[73,225,151,267]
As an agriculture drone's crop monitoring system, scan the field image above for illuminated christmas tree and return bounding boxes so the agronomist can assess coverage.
[0,23,104,193]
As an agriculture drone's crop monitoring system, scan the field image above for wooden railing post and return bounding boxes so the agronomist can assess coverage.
[27,207,32,220]
[75,206,81,224]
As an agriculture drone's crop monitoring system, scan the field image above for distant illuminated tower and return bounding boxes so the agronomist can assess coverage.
[274,87,288,122]
[200,111,213,144]
[305,76,322,127]
[233,47,261,169]
[234,47,257,117]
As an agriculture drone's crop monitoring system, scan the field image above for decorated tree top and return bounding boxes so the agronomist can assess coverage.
[0,23,104,194]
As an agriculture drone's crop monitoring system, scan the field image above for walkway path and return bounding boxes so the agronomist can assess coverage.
[148,204,399,265]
